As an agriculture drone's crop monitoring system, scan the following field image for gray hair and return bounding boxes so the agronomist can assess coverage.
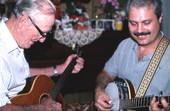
[125,0,162,19]
[12,0,56,19]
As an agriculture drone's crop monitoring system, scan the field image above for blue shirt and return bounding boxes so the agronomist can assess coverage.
[0,18,30,106]
[104,37,170,96]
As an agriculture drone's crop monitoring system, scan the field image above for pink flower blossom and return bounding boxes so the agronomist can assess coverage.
[114,3,119,9]
[108,0,112,3]
[100,0,126,20]
[101,0,120,8]
[112,0,120,9]
[100,0,107,5]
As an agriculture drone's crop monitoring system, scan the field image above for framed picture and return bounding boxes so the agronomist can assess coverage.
[96,20,105,29]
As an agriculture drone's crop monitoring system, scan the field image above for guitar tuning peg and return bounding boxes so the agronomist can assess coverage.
[72,43,76,51]
[71,43,81,55]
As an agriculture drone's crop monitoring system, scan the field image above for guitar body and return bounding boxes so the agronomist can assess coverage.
[10,74,54,104]
[105,78,136,110]
[10,74,65,110]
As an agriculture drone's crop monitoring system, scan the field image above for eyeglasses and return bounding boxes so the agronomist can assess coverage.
[28,16,51,38]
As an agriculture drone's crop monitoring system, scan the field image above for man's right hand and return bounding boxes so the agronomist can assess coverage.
[41,97,62,111]
[95,90,113,111]
[0,97,62,111]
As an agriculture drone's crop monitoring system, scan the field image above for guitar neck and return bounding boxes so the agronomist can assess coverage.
[50,57,77,100]
[120,96,170,109]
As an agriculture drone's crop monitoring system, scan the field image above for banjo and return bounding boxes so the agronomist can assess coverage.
[105,78,170,110]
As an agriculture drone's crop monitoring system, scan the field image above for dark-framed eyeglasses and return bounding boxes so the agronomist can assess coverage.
[28,16,51,38]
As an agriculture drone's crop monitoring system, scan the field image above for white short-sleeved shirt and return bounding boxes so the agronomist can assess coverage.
[0,18,30,106]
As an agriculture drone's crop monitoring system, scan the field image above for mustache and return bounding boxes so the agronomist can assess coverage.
[134,32,151,36]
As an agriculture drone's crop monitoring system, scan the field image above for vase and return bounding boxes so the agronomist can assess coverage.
[115,20,123,31]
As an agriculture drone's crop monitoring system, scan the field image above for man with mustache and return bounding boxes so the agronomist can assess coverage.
[0,0,84,110]
[94,0,170,110]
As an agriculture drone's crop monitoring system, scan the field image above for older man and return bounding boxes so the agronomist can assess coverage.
[0,0,84,110]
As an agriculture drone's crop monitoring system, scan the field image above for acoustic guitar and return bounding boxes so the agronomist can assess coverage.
[10,44,81,110]
[105,78,170,110]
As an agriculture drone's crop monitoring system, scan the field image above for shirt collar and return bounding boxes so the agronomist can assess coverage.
[0,17,22,53]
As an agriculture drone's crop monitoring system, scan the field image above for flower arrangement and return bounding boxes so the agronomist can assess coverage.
[114,10,125,21]
[66,0,89,25]
[100,0,127,20]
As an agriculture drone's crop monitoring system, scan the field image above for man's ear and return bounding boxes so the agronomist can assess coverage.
[18,14,29,30]
[159,12,163,23]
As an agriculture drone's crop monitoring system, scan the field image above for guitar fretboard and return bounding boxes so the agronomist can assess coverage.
[50,57,77,100]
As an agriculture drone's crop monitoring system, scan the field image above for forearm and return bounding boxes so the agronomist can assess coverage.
[30,66,55,77]
[95,69,115,92]
[94,70,115,110]
[30,54,84,77]
[30,64,67,77]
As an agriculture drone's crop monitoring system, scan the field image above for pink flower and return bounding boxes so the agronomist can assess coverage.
[112,0,120,9]
[100,0,107,5]
[100,0,126,17]
[108,0,112,3]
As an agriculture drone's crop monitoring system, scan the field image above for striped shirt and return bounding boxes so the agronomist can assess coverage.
[0,18,30,106]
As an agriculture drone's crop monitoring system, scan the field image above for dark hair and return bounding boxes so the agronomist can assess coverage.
[125,0,162,19]
[12,0,56,19]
